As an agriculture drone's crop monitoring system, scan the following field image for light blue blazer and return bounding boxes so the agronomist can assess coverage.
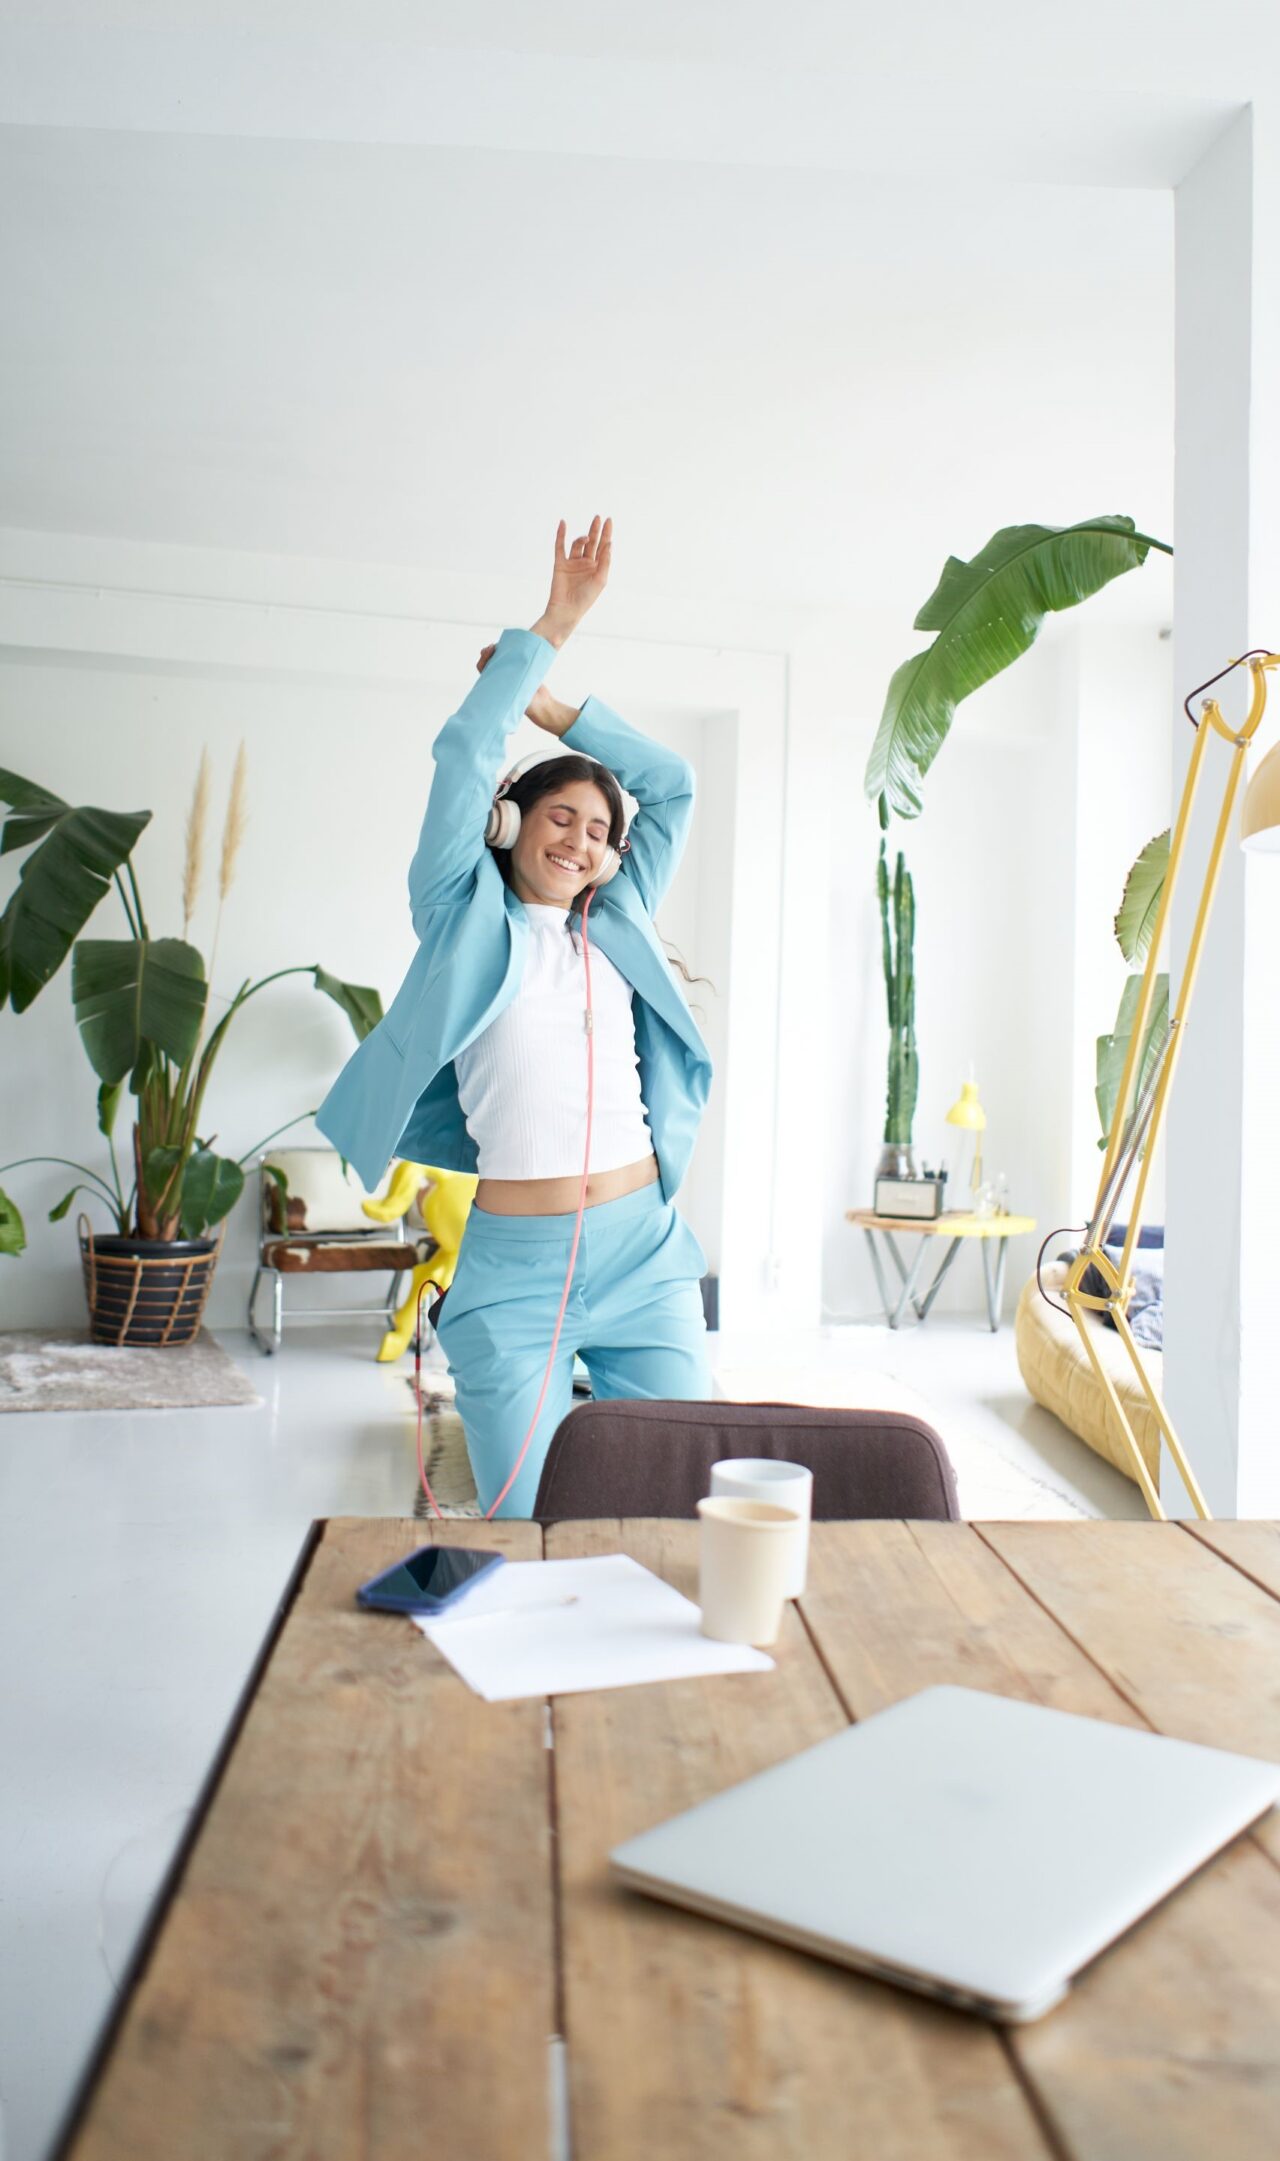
[314,626,713,1201]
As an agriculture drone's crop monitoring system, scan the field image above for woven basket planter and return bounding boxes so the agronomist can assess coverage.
[77,1212,226,1347]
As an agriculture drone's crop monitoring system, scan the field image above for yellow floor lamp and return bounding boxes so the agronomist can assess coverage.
[1064,649,1280,1521]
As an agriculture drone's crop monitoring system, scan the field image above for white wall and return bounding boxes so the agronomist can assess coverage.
[819,614,1173,1325]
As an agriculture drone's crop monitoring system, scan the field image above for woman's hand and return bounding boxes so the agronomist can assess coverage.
[475,644,577,737]
[528,516,612,647]
[549,515,612,618]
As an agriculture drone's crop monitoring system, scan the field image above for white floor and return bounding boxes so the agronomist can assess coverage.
[711,1318,1146,1523]
[0,1313,1141,2161]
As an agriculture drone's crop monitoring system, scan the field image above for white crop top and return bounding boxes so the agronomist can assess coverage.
[453,904,655,1178]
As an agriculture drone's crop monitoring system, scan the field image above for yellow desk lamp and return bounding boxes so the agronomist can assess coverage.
[1063,648,1280,1522]
[944,1077,986,1204]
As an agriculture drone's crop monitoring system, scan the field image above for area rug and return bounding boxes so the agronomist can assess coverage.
[406,1370,481,1517]
[0,1327,263,1412]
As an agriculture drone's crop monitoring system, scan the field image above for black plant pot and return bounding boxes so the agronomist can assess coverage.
[77,1217,224,1346]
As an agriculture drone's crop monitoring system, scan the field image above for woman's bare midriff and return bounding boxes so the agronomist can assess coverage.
[473,1150,659,1217]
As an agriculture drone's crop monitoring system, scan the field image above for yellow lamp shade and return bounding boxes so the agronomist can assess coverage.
[945,1080,987,1131]
[1242,738,1280,851]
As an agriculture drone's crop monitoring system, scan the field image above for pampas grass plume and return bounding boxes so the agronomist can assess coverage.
[219,740,249,899]
[181,747,211,936]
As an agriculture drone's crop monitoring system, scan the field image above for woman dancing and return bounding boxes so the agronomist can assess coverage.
[319,516,714,1515]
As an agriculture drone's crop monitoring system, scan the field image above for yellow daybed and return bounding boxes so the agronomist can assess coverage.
[1014,1258,1161,1489]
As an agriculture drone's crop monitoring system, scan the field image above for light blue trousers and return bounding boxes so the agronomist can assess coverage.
[435,1179,711,1517]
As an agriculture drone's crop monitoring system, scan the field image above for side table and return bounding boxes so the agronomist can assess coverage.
[845,1208,1037,1331]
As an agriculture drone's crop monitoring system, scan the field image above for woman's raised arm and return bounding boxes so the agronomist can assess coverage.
[559,697,695,915]
[406,627,560,927]
[406,517,613,928]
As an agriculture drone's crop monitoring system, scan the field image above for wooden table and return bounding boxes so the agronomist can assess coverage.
[847,1207,1038,1330]
[54,1518,1280,2161]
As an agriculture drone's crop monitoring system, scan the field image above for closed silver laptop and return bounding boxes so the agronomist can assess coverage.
[609,1685,1280,2021]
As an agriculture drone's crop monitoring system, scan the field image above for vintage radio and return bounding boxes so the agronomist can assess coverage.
[873,1172,947,1221]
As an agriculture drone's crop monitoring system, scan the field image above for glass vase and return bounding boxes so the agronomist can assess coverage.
[876,1141,918,1182]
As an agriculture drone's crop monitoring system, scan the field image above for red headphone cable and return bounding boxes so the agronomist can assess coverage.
[413,1275,447,1519]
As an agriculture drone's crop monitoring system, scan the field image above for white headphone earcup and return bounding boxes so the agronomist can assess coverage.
[485,797,521,850]
[591,844,621,886]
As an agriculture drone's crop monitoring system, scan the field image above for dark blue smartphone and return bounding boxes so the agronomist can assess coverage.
[356,1544,505,1615]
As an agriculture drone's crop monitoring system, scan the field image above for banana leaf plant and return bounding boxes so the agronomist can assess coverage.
[864,516,1173,822]
[1096,828,1171,1154]
[0,762,380,1256]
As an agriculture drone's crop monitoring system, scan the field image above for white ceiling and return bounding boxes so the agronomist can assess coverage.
[4,4,1259,624]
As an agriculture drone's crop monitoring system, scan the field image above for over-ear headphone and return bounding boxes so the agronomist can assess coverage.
[484,752,630,886]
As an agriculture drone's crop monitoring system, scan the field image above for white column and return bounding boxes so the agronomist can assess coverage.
[1067,621,1174,1221]
[1166,103,1280,1516]
[769,625,838,1330]
[712,661,789,1336]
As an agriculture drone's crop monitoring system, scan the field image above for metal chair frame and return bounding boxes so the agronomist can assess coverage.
[246,1148,425,1355]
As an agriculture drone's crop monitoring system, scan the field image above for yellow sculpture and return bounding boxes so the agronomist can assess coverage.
[361,1159,478,1362]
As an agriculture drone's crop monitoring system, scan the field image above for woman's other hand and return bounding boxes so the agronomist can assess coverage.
[526,686,579,736]
[476,642,576,736]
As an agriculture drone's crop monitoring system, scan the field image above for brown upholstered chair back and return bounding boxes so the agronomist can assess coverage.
[532,1399,960,1522]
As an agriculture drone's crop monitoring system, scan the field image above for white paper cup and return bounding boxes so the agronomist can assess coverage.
[709,1459,813,1597]
[696,1496,802,1647]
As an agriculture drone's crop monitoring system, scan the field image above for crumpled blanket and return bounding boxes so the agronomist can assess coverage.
[1061,1232,1165,1352]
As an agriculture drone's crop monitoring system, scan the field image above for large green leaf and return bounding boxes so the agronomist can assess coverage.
[49,1185,97,1224]
[0,771,151,1011]
[314,965,383,1042]
[180,1148,245,1237]
[1115,829,1170,968]
[97,1081,123,1139]
[0,771,69,854]
[865,518,1169,819]
[1096,971,1170,1151]
[71,938,208,1082]
[0,1185,26,1257]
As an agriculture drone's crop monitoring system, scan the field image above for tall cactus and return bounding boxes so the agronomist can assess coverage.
[877,837,918,1146]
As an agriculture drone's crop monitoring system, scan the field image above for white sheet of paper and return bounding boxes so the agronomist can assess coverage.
[413,1553,775,1701]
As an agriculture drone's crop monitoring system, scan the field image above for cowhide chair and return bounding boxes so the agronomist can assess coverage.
[247,1147,434,1354]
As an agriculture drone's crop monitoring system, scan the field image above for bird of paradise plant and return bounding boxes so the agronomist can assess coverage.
[0,747,380,1257]
[862,513,1173,1167]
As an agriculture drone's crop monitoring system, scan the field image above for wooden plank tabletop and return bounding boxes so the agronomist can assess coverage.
[55,1519,1280,2161]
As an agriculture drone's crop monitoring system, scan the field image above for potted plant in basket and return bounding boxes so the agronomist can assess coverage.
[0,747,380,1345]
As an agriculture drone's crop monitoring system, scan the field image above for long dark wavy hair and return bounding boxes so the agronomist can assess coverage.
[494,754,627,891]
[493,754,710,990]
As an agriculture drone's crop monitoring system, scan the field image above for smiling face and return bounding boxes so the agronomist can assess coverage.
[507,778,615,906]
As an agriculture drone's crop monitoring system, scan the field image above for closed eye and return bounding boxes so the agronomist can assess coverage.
[550,809,608,840]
